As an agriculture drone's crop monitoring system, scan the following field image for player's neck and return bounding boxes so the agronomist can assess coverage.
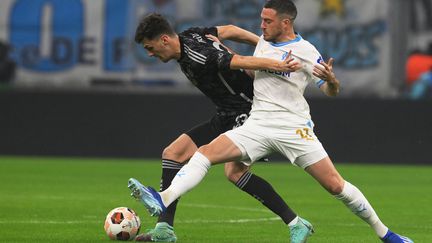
[274,29,296,43]
[173,35,181,60]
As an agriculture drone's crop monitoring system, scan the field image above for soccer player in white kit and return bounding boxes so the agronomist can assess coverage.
[129,0,413,242]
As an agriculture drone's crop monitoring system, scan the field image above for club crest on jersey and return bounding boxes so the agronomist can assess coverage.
[281,51,289,60]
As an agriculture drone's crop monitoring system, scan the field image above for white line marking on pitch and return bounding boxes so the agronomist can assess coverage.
[0,220,98,224]
[1,219,427,229]
[176,217,281,224]
[0,217,281,225]
[181,203,270,213]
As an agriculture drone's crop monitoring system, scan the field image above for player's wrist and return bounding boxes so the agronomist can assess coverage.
[327,81,340,95]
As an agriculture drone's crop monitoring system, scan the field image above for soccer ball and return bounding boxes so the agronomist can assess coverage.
[104,207,141,241]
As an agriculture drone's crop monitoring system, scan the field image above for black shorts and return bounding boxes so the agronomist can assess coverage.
[185,111,249,147]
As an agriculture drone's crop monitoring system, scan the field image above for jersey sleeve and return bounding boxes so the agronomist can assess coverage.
[202,27,218,36]
[301,46,325,88]
[182,27,233,71]
[205,33,234,71]
[185,27,218,37]
[253,36,265,57]
[208,46,234,71]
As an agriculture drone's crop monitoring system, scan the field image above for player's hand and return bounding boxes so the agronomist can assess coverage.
[313,58,337,84]
[206,34,236,55]
[206,34,221,43]
[277,50,301,72]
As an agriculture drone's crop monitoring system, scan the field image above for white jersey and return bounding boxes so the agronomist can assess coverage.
[251,34,324,122]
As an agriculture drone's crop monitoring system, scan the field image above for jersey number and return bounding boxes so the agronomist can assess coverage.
[296,128,314,141]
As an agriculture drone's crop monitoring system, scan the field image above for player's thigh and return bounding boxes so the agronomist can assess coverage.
[186,118,221,148]
[198,134,243,164]
[165,118,221,163]
[162,134,198,163]
[223,120,272,163]
[304,156,345,194]
[273,123,327,168]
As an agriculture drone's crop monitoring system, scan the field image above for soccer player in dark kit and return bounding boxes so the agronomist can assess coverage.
[130,13,313,243]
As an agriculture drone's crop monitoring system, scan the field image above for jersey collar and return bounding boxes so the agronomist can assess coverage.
[270,33,302,47]
[177,35,185,62]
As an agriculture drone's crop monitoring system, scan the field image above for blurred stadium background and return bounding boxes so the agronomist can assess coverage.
[1,1,432,242]
[0,0,431,164]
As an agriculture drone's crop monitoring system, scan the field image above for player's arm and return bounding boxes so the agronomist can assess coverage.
[313,58,340,97]
[216,25,259,46]
[230,50,301,73]
[206,34,256,78]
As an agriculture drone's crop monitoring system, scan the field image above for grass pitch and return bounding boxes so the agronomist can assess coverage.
[0,156,430,242]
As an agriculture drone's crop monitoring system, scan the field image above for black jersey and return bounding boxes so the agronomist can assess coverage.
[177,27,254,113]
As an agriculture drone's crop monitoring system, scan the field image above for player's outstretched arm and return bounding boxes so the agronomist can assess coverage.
[206,34,238,55]
[314,58,340,97]
[230,50,301,73]
[216,25,259,46]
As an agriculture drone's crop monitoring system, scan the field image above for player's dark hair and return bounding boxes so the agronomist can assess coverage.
[264,0,297,21]
[134,13,175,44]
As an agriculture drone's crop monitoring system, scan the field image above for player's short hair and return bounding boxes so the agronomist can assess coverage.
[134,13,175,44]
[264,0,297,21]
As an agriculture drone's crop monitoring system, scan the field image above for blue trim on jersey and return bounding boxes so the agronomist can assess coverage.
[317,80,325,88]
[270,34,302,47]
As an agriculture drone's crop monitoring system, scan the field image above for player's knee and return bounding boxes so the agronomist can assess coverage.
[162,146,187,164]
[224,168,239,183]
[325,177,345,195]
[224,163,248,184]
[196,144,215,159]
[197,144,209,154]
[224,172,236,183]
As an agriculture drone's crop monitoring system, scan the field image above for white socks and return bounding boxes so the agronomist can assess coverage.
[160,152,211,207]
[335,181,388,238]
[159,160,389,238]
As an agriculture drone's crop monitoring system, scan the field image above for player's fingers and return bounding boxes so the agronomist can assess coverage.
[289,62,301,71]
[205,34,220,43]
[312,71,323,80]
[286,58,295,64]
[312,68,324,78]
[284,50,292,62]
[319,60,330,72]
[327,58,334,67]
[314,63,326,72]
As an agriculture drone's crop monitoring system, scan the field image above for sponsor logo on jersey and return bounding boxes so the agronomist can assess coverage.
[259,69,291,77]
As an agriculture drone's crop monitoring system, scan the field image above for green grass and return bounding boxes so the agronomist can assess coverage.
[0,156,431,242]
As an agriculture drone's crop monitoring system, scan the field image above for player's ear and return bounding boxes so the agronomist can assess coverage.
[281,18,291,26]
[160,35,170,45]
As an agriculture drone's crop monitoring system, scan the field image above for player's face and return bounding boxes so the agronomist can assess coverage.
[260,8,284,42]
[142,35,173,63]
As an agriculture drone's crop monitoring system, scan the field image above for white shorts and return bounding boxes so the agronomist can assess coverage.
[224,116,328,169]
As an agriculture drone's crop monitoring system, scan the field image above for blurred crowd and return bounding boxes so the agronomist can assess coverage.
[405,43,432,99]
